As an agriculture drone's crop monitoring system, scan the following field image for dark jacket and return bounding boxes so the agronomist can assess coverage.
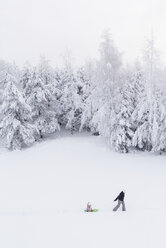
[114,191,125,201]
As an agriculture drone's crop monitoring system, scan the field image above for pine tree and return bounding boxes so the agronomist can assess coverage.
[21,67,60,138]
[109,86,134,153]
[80,61,98,132]
[128,69,151,151]
[132,36,164,152]
[37,58,62,125]
[76,67,91,132]
[0,74,37,149]
[98,69,146,153]
[90,31,122,133]
[150,90,166,153]
[59,67,83,133]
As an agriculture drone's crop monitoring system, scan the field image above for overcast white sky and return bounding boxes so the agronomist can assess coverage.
[0,0,166,67]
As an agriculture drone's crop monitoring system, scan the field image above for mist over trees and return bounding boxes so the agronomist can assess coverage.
[0,31,166,153]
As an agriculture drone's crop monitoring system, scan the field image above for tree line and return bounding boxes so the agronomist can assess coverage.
[0,31,166,153]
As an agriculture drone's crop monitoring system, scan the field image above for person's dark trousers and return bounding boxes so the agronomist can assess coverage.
[113,200,126,211]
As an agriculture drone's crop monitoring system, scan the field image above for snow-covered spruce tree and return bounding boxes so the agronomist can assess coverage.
[0,60,20,81]
[0,60,20,104]
[76,66,92,132]
[37,57,62,121]
[83,30,123,140]
[155,89,166,153]
[131,71,166,153]
[0,72,7,105]
[20,62,33,95]
[80,61,98,132]
[130,72,151,151]
[91,30,122,133]
[59,66,83,133]
[99,71,141,153]
[91,65,147,153]
[97,30,122,84]
[76,67,90,103]
[151,91,166,153]
[131,36,165,152]
[21,66,60,139]
[81,31,122,135]
[0,74,37,150]
[80,84,97,133]
[108,85,135,153]
[132,90,166,152]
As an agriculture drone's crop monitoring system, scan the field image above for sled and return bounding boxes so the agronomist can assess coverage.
[84,209,99,212]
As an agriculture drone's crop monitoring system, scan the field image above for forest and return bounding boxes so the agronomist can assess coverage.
[0,31,166,153]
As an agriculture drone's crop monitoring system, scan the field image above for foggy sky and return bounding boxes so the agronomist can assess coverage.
[0,0,166,67]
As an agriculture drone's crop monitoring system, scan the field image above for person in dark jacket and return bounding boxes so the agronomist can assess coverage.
[113,191,126,211]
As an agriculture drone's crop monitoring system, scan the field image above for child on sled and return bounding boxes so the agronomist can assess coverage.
[86,202,92,212]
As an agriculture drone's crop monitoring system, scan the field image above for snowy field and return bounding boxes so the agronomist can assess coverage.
[0,132,166,248]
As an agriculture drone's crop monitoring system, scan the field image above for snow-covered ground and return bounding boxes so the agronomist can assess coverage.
[0,132,166,248]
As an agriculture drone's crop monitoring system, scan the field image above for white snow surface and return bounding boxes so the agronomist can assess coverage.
[0,131,166,248]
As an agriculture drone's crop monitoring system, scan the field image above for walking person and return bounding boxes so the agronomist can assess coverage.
[113,191,126,211]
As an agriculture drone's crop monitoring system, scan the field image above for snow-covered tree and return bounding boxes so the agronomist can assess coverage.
[37,58,62,119]
[59,67,83,133]
[21,67,60,138]
[132,95,151,151]
[132,90,166,153]
[81,31,122,134]
[0,60,20,104]
[108,87,134,153]
[80,61,97,132]
[131,36,166,152]
[97,30,122,83]
[75,67,91,131]
[98,73,137,153]
[0,74,37,150]
[80,86,97,132]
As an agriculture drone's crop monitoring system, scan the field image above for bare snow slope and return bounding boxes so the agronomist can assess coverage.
[0,132,166,248]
